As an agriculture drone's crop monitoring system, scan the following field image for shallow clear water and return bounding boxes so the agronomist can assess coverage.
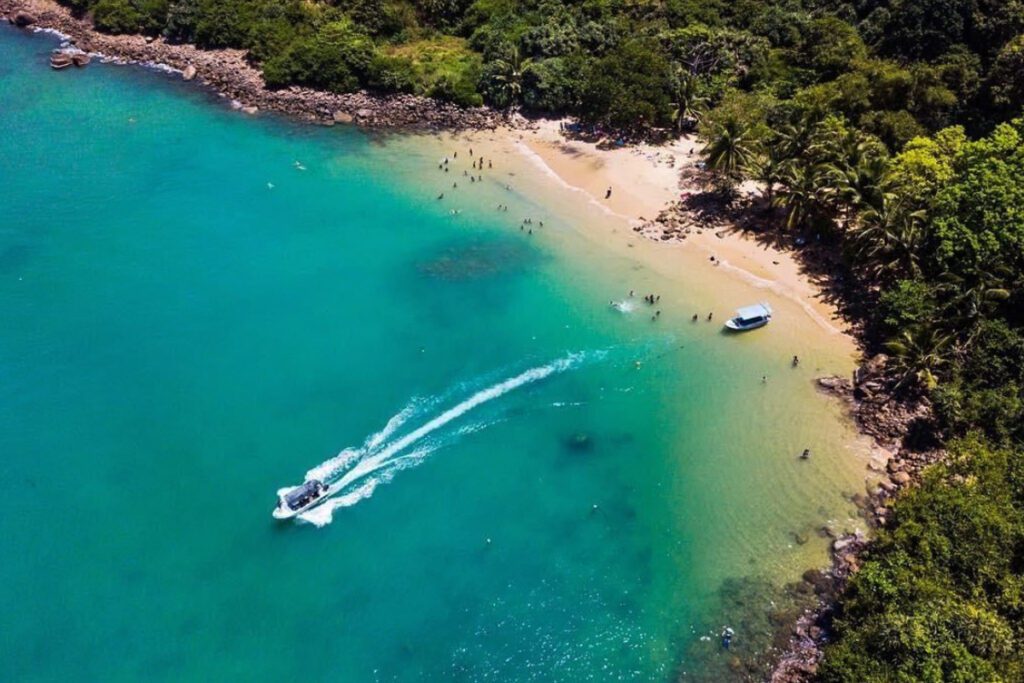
[1,28,870,682]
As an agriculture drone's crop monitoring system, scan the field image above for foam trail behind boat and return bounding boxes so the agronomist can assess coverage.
[304,399,422,483]
[283,352,587,526]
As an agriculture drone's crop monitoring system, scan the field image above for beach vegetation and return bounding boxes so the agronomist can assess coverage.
[50,0,1024,677]
[818,437,1024,682]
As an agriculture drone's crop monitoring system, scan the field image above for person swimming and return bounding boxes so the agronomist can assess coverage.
[800,448,811,459]
[721,627,735,649]
[692,314,698,321]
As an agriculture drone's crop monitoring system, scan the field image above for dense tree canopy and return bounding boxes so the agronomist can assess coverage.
[62,0,1024,137]
[59,0,1024,678]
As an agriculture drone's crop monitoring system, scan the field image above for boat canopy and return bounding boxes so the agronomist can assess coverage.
[735,303,772,321]
[284,480,322,507]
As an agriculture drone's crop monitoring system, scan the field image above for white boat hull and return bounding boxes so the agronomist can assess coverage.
[725,317,769,331]
[273,482,330,519]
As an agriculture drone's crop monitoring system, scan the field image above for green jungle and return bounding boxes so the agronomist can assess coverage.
[55,0,1024,679]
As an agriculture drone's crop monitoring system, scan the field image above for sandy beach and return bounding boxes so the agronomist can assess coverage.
[432,120,856,349]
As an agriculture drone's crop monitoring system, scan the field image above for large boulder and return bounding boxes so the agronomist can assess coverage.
[891,471,912,486]
[50,52,74,70]
[333,110,354,124]
[182,65,197,81]
[12,11,38,27]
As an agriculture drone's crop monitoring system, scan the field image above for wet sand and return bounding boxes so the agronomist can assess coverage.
[419,121,857,359]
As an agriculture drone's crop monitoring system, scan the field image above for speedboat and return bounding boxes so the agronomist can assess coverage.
[273,479,329,519]
[725,303,772,331]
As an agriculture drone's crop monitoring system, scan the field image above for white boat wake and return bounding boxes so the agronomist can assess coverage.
[279,353,588,527]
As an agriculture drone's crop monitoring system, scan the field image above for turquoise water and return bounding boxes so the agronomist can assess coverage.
[1,28,870,682]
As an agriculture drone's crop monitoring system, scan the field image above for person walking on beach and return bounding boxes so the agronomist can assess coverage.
[605,187,612,199]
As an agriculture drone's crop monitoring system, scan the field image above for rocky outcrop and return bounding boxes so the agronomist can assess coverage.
[771,532,869,682]
[49,50,72,69]
[1,0,509,131]
[10,9,36,25]
[773,360,946,682]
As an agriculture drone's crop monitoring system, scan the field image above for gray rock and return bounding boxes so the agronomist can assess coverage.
[13,11,38,27]
[833,537,855,553]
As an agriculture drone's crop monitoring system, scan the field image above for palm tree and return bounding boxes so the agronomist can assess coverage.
[703,119,756,192]
[670,71,708,133]
[751,142,787,206]
[938,267,1013,327]
[489,46,532,109]
[884,325,955,392]
[776,115,820,160]
[826,153,890,216]
[854,195,927,281]
[773,160,829,231]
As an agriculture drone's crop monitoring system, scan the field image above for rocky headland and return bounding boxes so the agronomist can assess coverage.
[2,0,507,130]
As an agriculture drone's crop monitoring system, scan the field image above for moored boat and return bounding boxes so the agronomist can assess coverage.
[724,303,772,331]
[273,479,329,519]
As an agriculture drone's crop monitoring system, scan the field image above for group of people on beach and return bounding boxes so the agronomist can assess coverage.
[435,147,552,237]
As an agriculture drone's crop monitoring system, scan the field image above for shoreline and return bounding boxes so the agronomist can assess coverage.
[2,0,507,130]
[4,12,927,680]
[443,125,936,682]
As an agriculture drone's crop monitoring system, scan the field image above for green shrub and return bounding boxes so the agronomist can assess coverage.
[92,0,143,34]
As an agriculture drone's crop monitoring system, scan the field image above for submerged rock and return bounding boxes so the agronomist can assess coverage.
[417,240,533,281]
[563,433,593,452]
[50,51,74,70]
